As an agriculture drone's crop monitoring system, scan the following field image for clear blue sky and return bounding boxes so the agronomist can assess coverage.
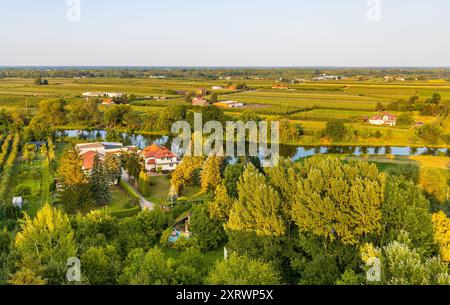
[1,0,449,66]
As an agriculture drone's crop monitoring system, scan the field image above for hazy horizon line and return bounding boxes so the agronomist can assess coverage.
[1,66,450,70]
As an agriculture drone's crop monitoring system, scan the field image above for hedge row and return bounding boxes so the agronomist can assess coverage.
[119,179,140,206]
[108,206,141,218]
[0,134,13,172]
[0,134,20,205]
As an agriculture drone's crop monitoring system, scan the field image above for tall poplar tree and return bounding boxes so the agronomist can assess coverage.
[226,164,285,236]
[290,157,385,245]
[200,156,224,192]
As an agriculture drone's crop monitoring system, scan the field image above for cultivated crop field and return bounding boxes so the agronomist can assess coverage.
[0,76,449,147]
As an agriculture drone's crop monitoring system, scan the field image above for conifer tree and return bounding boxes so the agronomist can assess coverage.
[91,155,111,205]
[58,146,94,213]
[138,170,151,197]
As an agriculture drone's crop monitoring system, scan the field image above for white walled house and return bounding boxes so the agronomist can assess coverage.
[75,142,137,172]
[140,144,179,173]
[368,113,397,126]
[82,92,123,98]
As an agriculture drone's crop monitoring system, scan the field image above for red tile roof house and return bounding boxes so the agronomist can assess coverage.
[368,112,397,126]
[139,144,180,173]
[76,142,137,172]
[101,98,115,105]
[80,150,98,172]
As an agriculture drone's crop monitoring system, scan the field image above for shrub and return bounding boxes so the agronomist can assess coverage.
[14,185,32,197]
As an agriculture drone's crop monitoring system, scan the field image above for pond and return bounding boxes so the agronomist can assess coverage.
[57,129,450,161]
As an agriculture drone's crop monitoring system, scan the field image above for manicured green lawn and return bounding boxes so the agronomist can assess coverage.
[146,176,171,203]
[98,187,133,212]
[144,175,206,204]
[181,185,205,201]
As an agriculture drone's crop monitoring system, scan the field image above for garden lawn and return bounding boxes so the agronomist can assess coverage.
[101,187,133,212]
[146,175,171,203]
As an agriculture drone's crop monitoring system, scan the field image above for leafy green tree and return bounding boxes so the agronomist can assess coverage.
[419,168,448,203]
[118,247,172,285]
[37,99,67,126]
[12,204,77,284]
[0,110,13,133]
[71,210,118,253]
[206,253,281,285]
[222,163,246,198]
[208,183,235,222]
[81,245,122,285]
[190,203,226,251]
[381,241,450,285]
[121,151,144,187]
[427,93,442,105]
[289,233,359,285]
[103,105,132,128]
[418,123,442,144]
[117,209,168,256]
[200,156,224,192]
[226,164,285,236]
[58,146,94,214]
[170,156,203,195]
[323,120,348,141]
[157,105,188,133]
[291,157,385,245]
[386,164,420,183]
[432,211,450,262]
[171,247,208,284]
[397,112,414,127]
[123,111,143,129]
[8,268,48,285]
[375,102,385,111]
[67,99,102,126]
[381,177,435,252]
[34,77,48,86]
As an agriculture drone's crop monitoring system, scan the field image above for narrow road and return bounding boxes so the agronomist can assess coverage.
[121,170,154,211]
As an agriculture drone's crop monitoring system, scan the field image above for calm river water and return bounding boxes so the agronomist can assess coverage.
[58,129,450,161]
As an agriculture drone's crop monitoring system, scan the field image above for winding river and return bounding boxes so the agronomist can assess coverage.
[57,129,450,161]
